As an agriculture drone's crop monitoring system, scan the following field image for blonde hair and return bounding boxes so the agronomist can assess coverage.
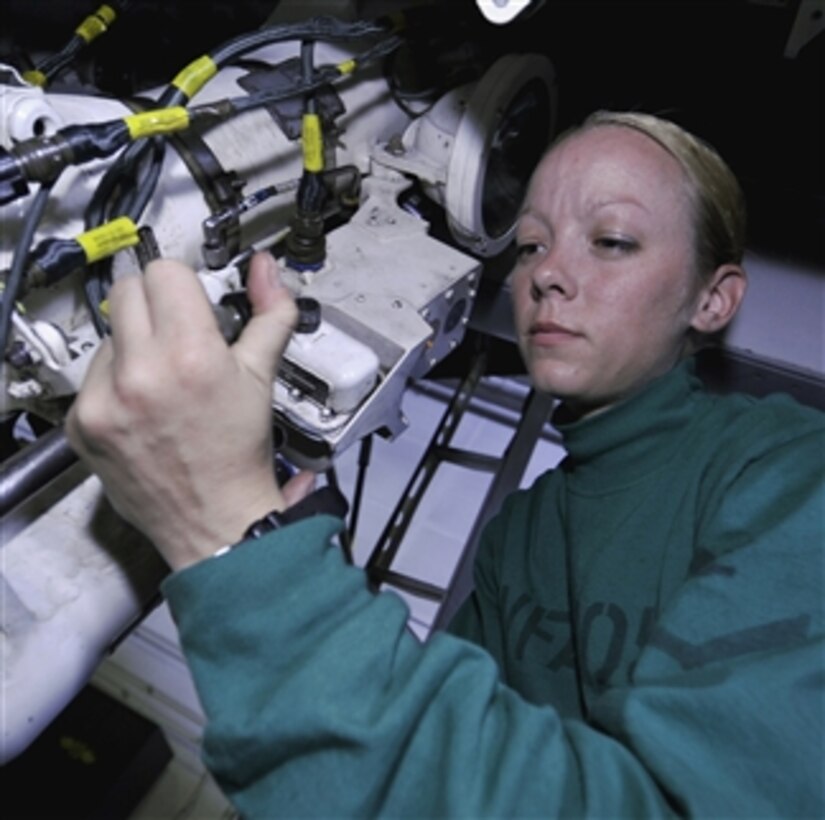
[563,110,747,277]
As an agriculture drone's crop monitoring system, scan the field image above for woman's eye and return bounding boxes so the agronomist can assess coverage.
[515,242,542,260]
[593,235,638,254]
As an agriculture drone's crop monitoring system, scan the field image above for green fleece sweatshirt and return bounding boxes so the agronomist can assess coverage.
[162,359,825,818]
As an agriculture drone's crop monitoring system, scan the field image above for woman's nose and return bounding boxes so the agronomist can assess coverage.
[529,246,577,301]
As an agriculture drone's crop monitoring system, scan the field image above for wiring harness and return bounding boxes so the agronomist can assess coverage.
[0,11,408,353]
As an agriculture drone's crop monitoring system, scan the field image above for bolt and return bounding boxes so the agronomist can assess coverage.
[385,134,406,156]
[5,341,33,369]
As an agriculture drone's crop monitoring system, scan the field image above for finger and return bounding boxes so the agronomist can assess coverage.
[107,274,152,360]
[282,469,317,507]
[142,258,219,340]
[80,335,115,388]
[233,252,298,382]
[65,338,114,451]
[245,251,294,313]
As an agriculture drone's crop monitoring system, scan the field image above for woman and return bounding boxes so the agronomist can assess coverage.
[68,111,824,817]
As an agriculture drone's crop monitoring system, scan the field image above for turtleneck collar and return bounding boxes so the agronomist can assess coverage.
[552,358,706,493]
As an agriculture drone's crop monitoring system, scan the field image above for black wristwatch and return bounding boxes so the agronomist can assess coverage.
[215,486,349,556]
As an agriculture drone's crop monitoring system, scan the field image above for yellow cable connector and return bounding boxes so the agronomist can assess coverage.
[98,298,110,319]
[76,216,140,264]
[96,4,117,25]
[124,107,191,140]
[76,4,117,43]
[302,113,325,173]
[22,70,48,88]
[336,59,357,77]
[171,56,218,100]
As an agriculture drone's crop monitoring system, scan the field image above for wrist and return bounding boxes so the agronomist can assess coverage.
[157,486,286,571]
[213,486,349,558]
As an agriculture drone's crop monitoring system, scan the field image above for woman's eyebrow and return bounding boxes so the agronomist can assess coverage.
[591,196,651,214]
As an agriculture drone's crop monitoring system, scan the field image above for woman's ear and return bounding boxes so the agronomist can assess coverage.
[690,263,748,335]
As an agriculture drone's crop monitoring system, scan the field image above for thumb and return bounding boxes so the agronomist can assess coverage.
[233,251,298,382]
[282,469,317,507]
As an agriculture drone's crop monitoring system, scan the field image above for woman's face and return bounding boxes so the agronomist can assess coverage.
[511,125,706,417]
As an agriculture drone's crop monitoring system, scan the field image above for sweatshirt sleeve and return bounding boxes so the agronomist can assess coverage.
[162,426,824,819]
[162,513,674,818]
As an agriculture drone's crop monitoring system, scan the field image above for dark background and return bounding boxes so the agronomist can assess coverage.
[1,0,822,268]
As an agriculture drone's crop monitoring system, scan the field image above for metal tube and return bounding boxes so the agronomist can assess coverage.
[0,424,78,517]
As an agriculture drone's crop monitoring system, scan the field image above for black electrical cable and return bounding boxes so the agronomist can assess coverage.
[3,15,403,351]
[75,17,403,326]
[121,136,165,221]
[37,38,84,78]
[385,48,440,119]
[35,1,136,85]
[302,40,316,113]
[295,39,327,215]
[230,35,405,116]
[78,132,164,337]
[0,180,55,358]
[208,17,390,67]
[83,263,109,338]
[324,466,354,564]
[348,435,373,545]
[76,137,165,339]
[349,32,407,69]
[85,139,150,228]
[88,16,391,226]
[87,16,399,225]
[10,25,397,299]
[83,84,187,232]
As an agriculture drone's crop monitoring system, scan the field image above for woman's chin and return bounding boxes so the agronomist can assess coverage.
[527,363,590,401]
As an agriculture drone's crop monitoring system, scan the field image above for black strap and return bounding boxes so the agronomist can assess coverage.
[243,485,349,539]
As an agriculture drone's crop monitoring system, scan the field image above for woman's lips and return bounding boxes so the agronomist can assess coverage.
[528,321,581,346]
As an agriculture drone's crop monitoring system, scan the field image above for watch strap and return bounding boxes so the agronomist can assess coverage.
[243,485,349,539]
[213,485,349,558]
